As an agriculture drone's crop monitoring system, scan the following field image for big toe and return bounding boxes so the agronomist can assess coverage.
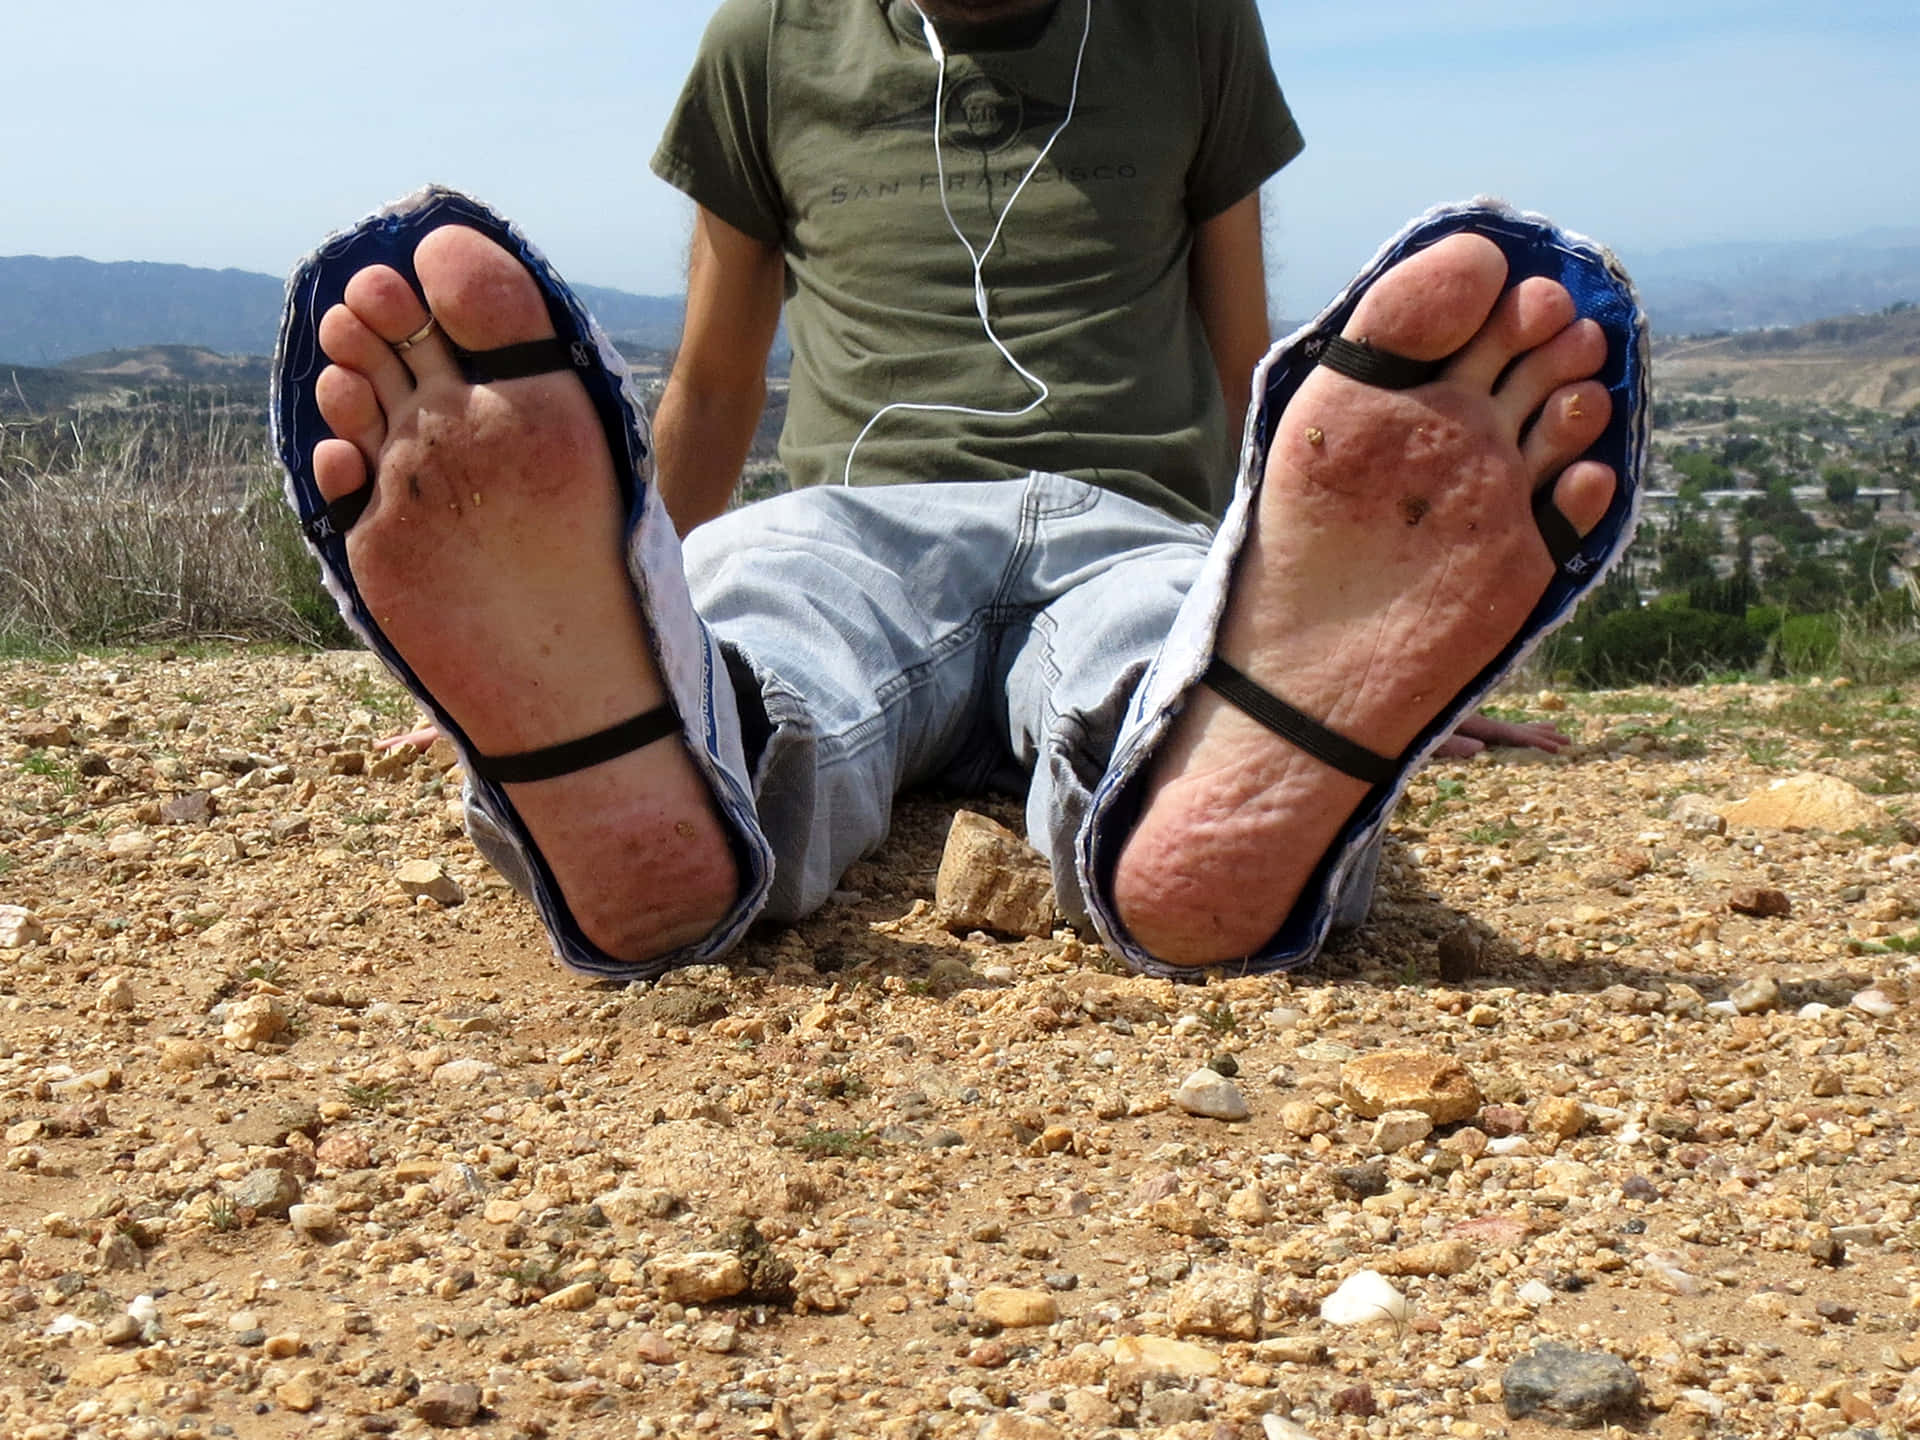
[1341,232,1510,361]
[413,226,557,353]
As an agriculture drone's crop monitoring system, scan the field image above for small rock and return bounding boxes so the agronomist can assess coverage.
[1728,886,1791,919]
[633,1331,677,1365]
[230,1168,303,1218]
[647,1251,748,1304]
[160,791,216,825]
[101,1313,141,1346]
[431,1058,498,1088]
[222,994,291,1050]
[396,860,464,907]
[1809,1226,1846,1267]
[95,976,136,1013]
[540,1280,598,1312]
[1722,772,1887,834]
[1340,1050,1481,1123]
[1168,1266,1262,1340]
[1278,1100,1334,1137]
[96,1232,143,1271]
[288,1204,338,1236]
[1368,1109,1434,1153]
[1319,1270,1408,1328]
[275,1371,321,1413]
[1853,987,1898,1019]
[1727,975,1781,1013]
[693,1321,738,1354]
[1375,1239,1477,1278]
[1669,793,1727,836]
[933,811,1056,938]
[1501,1344,1642,1425]
[0,907,47,949]
[972,1286,1058,1330]
[1331,1384,1378,1417]
[1109,1334,1222,1383]
[1436,927,1481,983]
[1530,1096,1588,1142]
[20,722,73,748]
[415,1381,484,1428]
[1331,1161,1390,1199]
[1174,1067,1249,1122]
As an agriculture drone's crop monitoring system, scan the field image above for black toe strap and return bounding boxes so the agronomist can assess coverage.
[1200,658,1399,786]
[468,704,681,785]
[304,482,373,545]
[1532,484,1589,575]
[307,337,595,542]
[1317,335,1446,391]
[455,336,597,385]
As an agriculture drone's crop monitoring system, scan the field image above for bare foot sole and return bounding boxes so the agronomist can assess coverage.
[298,219,739,965]
[1112,227,1629,966]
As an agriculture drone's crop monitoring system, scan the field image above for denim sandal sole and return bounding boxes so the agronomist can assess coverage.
[270,186,773,980]
[1079,197,1649,977]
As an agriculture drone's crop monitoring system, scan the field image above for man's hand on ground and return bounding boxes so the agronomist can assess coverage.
[376,723,441,752]
[1433,712,1571,760]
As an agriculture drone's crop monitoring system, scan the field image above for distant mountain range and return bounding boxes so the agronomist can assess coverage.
[3,228,1918,369]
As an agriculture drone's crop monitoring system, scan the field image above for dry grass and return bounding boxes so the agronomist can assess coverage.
[0,398,346,653]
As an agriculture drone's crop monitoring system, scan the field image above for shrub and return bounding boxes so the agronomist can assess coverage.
[1565,604,1767,686]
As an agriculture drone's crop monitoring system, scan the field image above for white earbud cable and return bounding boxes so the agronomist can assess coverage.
[843,0,1094,486]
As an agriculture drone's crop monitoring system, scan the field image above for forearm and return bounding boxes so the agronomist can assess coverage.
[652,373,766,535]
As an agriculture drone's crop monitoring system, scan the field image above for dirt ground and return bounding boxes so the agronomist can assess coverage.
[2,647,1918,1440]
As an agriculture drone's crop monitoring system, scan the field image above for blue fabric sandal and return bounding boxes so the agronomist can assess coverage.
[271,186,774,980]
[1079,198,1649,978]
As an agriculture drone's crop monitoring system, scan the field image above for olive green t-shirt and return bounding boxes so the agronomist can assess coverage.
[652,0,1303,523]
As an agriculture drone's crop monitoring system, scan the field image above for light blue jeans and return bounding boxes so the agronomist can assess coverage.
[467,471,1383,973]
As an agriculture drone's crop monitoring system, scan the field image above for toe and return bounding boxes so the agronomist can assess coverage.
[1445,277,1577,391]
[413,225,558,352]
[341,263,456,383]
[1495,318,1608,431]
[1341,232,1508,362]
[313,437,368,505]
[1544,458,1617,538]
[315,365,386,468]
[1522,379,1611,479]
[318,302,414,410]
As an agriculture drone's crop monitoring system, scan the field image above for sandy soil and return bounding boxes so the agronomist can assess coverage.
[1,648,1918,1440]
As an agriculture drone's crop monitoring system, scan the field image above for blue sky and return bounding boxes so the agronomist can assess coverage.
[5,1,1915,317]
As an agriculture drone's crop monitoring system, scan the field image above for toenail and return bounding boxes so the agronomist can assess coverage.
[1305,426,1325,447]
[1399,496,1430,526]
[1566,397,1585,420]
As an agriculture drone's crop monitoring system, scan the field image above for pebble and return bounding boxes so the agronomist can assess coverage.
[1340,1050,1481,1123]
[1728,975,1781,1013]
[1319,1270,1409,1327]
[1109,1334,1222,1382]
[414,1381,484,1428]
[972,1286,1058,1330]
[1173,1067,1249,1122]
[647,1251,748,1304]
[1168,1266,1262,1340]
[230,1168,302,1218]
[1727,885,1792,918]
[0,907,47,949]
[1501,1344,1643,1425]
[1368,1108,1433,1153]
[1853,987,1898,1018]
[221,994,291,1050]
[395,859,465,906]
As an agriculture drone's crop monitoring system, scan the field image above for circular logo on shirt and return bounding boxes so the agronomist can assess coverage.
[941,76,1025,155]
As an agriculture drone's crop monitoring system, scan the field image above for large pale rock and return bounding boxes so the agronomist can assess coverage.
[1109,1334,1222,1383]
[973,1286,1059,1329]
[1340,1050,1481,1124]
[934,810,1056,938]
[1174,1067,1249,1121]
[396,860,465,906]
[1375,1239,1478,1278]
[647,1251,748,1304]
[222,995,291,1050]
[1721,772,1888,834]
[1319,1270,1409,1327]
[1169,1266,1263,1339]
[0,907,47,949]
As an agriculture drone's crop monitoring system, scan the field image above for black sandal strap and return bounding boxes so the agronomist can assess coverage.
[456,336,595,385]
[1201,657,1398,786]
[303,482,374,544]
[1532,483,1588,575]
[468,704,681,785]
[1318,335,1446,391]
[307,337,595,543]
